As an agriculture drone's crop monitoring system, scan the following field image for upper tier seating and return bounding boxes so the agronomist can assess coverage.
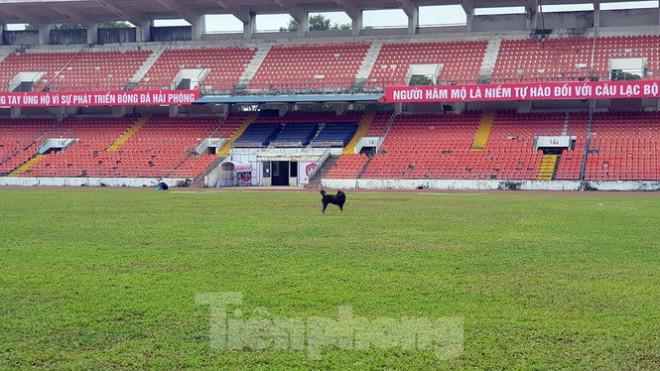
[0,50,151,92]
[366,40,488,88]
[248,43,370,91]
[492,38,593,83]
[593,35,660,81]
[140,47,256,91]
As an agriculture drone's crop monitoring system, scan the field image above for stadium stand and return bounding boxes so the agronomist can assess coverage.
[18,116,229,178]
[248,42,370,91]
[491,38,593,83]
[366,40,488,88]
[233,123,283,148]
[140,47,257,91]
[585,112,660,181]
[311,123,358,148]
[0,50,151,92]
[0,119,54,175]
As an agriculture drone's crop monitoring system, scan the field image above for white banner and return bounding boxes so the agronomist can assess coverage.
[298,161,319,186]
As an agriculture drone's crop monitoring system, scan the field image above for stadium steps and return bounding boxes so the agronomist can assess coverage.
[470,112,495,151]
[343,112,376,154]
[306,155,340,189]
[107,117,149,152]
[192,156,226,187]
[9,154,46,177]
[130,46,165,88]
[536,154,558,181]
[235,45,272,90]
[477,37,501,84]
[354,40,384,86]
[217,114,259,156]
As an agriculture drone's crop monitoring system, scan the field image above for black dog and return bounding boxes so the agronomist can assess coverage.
[320,190,346,215]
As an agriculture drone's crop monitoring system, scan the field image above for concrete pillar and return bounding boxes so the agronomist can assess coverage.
[395,102,403,114]
[86,22,98,44]
[297,15,309,38]
[407,7,418,35]
[351,13,362,37]
[10,107,21,118]
[191,14,206,41]
[169,105,180,117]
[136,20,152,43]
[38,24,52,45]
[334,102,349,116]
[0,24,4,45]
[594,2,600,36]
[243,12,256,39]
[112,106,127,118]
[465,13,473,32]
[280,104,291,116]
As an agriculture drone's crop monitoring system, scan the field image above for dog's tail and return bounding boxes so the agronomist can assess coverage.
[320,190,326,196]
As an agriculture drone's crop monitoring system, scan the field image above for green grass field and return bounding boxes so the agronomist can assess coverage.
[1,188,659,369]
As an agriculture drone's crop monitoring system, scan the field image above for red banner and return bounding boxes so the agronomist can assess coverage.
[382,81,660,103]
[0,90,200,107]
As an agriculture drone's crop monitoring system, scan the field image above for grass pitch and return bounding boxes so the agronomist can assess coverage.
[1,188,659,369]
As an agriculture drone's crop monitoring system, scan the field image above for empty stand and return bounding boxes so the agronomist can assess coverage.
[326,153,369,179]
[366,40,488,88]
[311,123,358,148]
[492,38,593,83]
[233,123,282,148]
[585,112,660,180]
[0,119,54,175]
[140,47,256,91]
[20,116,224,178]
[271,123,318,147]
[361,112,567,180]
[0,50,151,92]
[593,35,660,81]
[248,43,370,91]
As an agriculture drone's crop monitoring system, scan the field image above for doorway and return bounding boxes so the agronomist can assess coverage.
[271,161,290,186]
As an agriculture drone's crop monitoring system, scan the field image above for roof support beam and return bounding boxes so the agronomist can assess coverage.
[43,3,96,28]
[95,0,147,27]
[459,0,474,16]
[395,0,416,19]
[0,5,50,27]
[333,0,361,20]
[154,0,202,25]
[273,0,306,23]
[211,0,251,24]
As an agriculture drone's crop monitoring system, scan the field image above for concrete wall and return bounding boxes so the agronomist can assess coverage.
[99,28,137,44]
[472,14,527,33]
[151,26,192,42]
[50,29,87,45]
[3,30,39,45]
[601,8,659,28]
[0,177,190,187]
[542,11,593,30]
[322,178,660,192]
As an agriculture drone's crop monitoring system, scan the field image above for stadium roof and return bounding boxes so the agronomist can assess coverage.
[0,0,647,26]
